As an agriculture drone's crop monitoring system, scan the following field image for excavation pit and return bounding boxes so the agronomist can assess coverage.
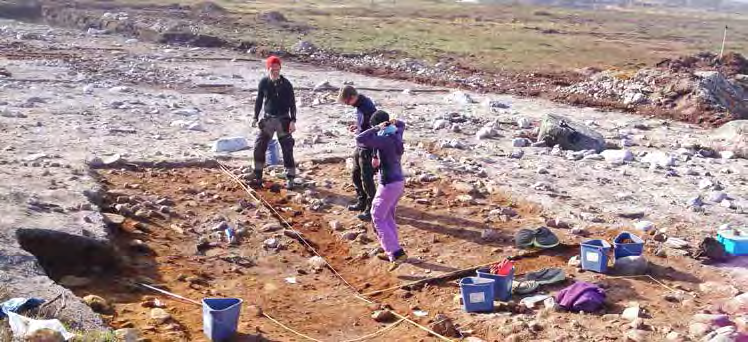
[46,161,712,341]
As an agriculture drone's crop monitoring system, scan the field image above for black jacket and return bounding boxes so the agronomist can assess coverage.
[254,76,296,122]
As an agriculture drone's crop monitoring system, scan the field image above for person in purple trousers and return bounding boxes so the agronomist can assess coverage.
[356,110,407,271]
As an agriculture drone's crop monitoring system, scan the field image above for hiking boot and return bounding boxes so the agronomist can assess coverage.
[514,228,535,249]
[357,212,372,222]
[285,178,295,190]
[347,201,366,212]
[388,250,408,272]
[533,227,560,249]
[249,178,263,189]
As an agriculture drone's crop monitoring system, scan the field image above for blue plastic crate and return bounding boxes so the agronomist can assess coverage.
[718,229,748,256]
[613,232,644,259]
[203,298,243,341]
[581,239,611,273]
[476,267,514,302]
[460,277,495,313]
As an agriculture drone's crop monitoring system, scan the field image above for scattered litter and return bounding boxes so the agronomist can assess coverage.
[6,311,75,340]
[0,298,45,318]
[520,294,550,309]
[284,277,298,284]
[413,310,429,317]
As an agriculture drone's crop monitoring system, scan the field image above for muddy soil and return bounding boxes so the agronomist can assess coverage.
[55,162,726,341]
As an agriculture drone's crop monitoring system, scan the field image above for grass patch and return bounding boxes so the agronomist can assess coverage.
[73,0,748,72]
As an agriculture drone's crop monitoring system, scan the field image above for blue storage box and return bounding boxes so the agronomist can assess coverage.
[717,229,748,256]
[581,239,611,273]
[476,267,514,302]
[613,232,644,259]
[460,277,495,313]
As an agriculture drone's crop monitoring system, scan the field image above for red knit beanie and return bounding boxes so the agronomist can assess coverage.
[266,56,281,69]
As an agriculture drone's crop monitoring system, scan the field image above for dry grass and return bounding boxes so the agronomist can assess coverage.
[74,0,748,72]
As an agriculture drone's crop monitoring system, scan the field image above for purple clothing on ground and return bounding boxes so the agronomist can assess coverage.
[355,120,405,185]
[371,180,405,259]
[554,281,606,313]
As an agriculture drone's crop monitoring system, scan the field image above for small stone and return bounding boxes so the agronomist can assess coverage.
[372,310,395,323]
[261,223,282,232]
[509,150,524,159]
[308,256,326,270]
[247,305,263,317]
[342,231,360,241]
[537,167,549,174]
[263,238,279,249]
[634,221,654,232]
[150,308,171,324]
[720,151,735,159]
[114,328,140,342]
[689,322,712,338]
[629,318,646,330]
[83,295,111,313]
[622,307,641,321]
[699,178,715,190]
[625,329,650,342]
[429,314,460,337]
[545,218,569,229]
[708,191,727,203]
[58,275,92,288]
[687,196,704,208]
[614,256,649,275]
[26,329,64,342]
[571,227,586,236]
[568,256,581,267]
[481,229,501,242]
[102,213,126,225]
[512,138,530,147]
[665,332,682,341]
[329,221,343,231]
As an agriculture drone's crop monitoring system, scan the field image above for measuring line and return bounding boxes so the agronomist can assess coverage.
[213,162,456,341]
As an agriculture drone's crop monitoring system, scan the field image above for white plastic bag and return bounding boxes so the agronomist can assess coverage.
[6,311,75,340]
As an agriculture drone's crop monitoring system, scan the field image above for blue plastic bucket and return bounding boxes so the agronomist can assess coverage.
[476,267,514,302]
[459,277,495,313]
[202,298,243,341]
[613,232,644,259]
[580,239,611,273]
[266,139,281,165]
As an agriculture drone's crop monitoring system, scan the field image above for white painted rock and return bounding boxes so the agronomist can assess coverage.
[642,151,675,167]
[433,119,450,130]
[213,137,249,152]
[634,221,655,232]
[601,149,634,163]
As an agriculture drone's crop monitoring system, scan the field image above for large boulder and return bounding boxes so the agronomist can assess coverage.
[537,114,606,152]
[694,71,748,120]
[706,120,748,158]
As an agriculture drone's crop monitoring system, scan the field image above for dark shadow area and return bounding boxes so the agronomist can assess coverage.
[315,188,512,247]
[234,333,278,341]
[597,278,647,315]
[645,262,702,284]
[409,260,460,273]
[15,228,121,280]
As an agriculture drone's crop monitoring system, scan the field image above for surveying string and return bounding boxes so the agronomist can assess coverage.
[214,161,455,342]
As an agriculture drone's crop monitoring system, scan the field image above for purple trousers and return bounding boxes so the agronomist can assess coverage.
[371,181,405,260]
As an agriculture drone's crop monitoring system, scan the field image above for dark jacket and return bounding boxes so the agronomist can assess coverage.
[354,95,377,148]
[356,121,405,185]
[254,76,296,122]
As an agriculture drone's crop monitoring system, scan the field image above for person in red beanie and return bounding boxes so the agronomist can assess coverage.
[251,56,298,189]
